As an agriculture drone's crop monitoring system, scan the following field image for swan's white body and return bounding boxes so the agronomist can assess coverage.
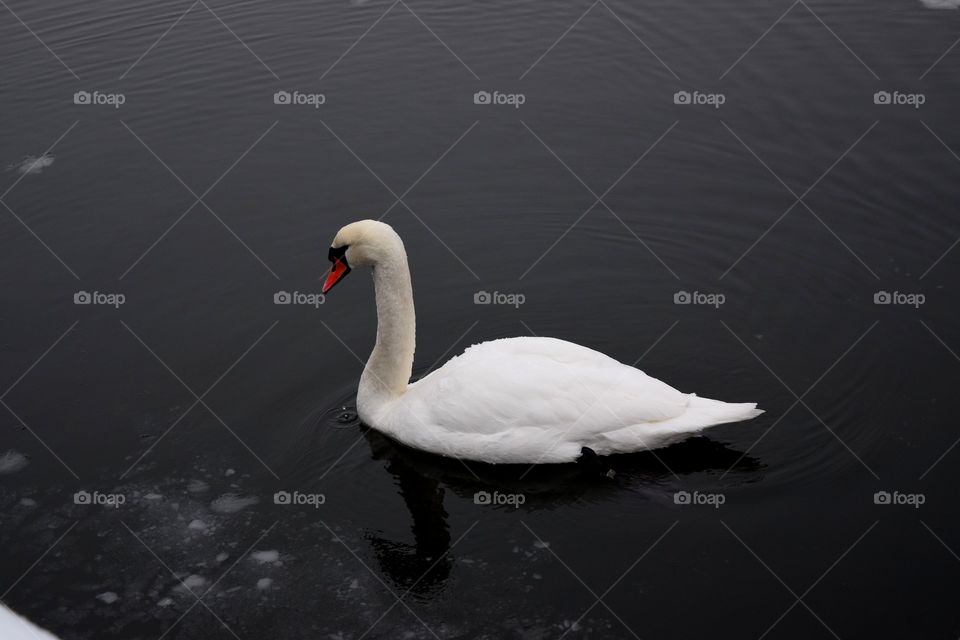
[1,604,60,640]
[327,220,762,464]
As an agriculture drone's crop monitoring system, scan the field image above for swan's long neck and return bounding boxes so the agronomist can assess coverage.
[359,248,415,404]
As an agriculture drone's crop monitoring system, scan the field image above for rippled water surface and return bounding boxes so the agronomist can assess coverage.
[1,0,960,638]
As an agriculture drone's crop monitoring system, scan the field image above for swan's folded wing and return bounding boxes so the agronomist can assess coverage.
[403,336,690,438]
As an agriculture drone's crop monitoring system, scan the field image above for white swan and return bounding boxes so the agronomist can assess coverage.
[1,604,60,640]
[323,220,762,464]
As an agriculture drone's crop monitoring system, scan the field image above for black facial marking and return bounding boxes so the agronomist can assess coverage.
[328,245,348,263]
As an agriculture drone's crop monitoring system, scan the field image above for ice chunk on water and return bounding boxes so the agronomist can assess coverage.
[559,620,582,632]
[12,155,54,175]
[0,603,60,640]
[256,578,272,590]
[920,0,960,7]
[187,479,209,493]
[96,592,118,604]
[211,494,259,513]
[188,519,208,533]
[184,575,206,588]
[250,550,280,564]
[0,451,28,474]
[177,575,207,595]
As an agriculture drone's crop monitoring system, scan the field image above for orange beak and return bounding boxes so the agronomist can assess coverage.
[323,257,350,293]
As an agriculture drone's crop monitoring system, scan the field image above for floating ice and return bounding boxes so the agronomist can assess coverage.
[216,552,229,563]
[187,479,209,493]
[211,493,259,514]
[225,468,235,476]
[250,550,280,564]
[920,0,960,7]
[157,598,173,607]
[560,619,582,632]
[0,451,28,474]
[187,519,208,533]
[256,578,272,590]
[12,155,54,175]
[19,498,36,507]
[96,592,118,604]
[0,604,60,640]
[177,575,207,594]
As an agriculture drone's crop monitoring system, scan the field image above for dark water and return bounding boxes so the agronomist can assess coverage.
[2,0,960,637]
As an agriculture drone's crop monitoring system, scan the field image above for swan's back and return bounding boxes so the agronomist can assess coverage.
[388,337,695,461]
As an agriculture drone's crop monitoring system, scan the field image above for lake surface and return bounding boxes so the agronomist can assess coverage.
[1,0,959,637]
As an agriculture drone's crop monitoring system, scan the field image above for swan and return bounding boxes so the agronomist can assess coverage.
[322,220,762,464]
[1,603,61,640]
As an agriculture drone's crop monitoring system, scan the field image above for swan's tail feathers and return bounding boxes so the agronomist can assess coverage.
[588,394,764,456]
[686,395,764,427]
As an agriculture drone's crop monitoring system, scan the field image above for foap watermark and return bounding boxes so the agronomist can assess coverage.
[674,290,725,308]
[74,490,126,508]
[473,90,525,109]
[73,90,126,109]
[274,291,325,308]
[874,290,924,308]
[473,490,525,508]
[874,490,924,509]
[674,90,725,109]
[273,490,326,508]
[274,90,326,109]
[874,90,925,109]
[474,290,525,308]
[674,490,726,509]
[74,291,125,308]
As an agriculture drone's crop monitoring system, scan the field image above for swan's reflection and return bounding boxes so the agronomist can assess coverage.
[360,424,761,596]
[365,430,452,597]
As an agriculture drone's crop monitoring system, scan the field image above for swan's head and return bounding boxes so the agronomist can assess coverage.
[323,219,403,293]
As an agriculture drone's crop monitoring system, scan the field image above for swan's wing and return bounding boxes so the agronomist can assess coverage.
[404,336,689,437]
